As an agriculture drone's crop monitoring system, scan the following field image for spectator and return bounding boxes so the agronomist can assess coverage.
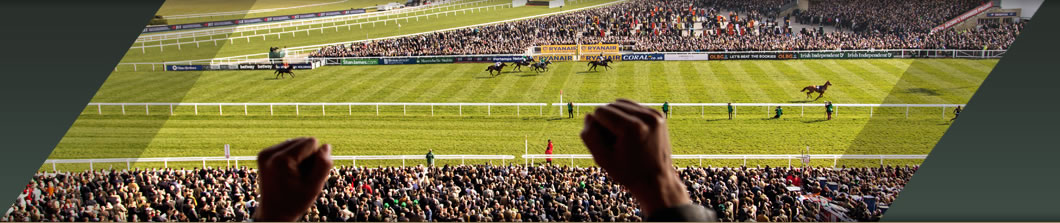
[426,149,435,167]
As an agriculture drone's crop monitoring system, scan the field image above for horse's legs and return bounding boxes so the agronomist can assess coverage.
[814,92,824,101]
[290,72,295,78]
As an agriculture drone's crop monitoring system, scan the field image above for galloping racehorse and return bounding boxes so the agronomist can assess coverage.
[801,81,832,101]
[587,58,613,72]
[512,58,535,72]
[531,61,552,73]
[485,63,508,77]
[274,65,295,79]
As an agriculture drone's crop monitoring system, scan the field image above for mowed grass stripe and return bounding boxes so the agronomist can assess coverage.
[802,60,878,103]
[815,60,895,104]
[358,65,431,101]
[386,64,450,102]
[630,61,652,101]
[751,61,807,102]
[778,61,853,102]
[920,60,991,89]
[189,70,279,102]
[445,64,495,102]
[415,64,474,102]
[898,61,973,104]
[722,61,773,102]
[662,62,692,102]
[485,66,529,101]
[739,61,792,103]
[561,62,588,106]
[841,60,905,100]
[859,59,934,103]
[95,73,188,102]
[123,74,201,102]
[689,62,731,102]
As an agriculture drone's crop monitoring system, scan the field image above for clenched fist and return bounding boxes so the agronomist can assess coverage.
[253,137,333,222]
[580,99,691,217]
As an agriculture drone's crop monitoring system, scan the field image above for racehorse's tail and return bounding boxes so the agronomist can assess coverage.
[800,87,809,92]
[587,62,592,67]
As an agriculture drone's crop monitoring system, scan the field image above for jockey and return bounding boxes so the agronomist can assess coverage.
[495,61,503,67]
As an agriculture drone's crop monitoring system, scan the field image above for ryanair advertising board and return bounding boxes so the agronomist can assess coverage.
[581,54,623,62]
[533,54,575,61]
[579,44,620,54]
[540,44,620,54]
[540,45,579,54]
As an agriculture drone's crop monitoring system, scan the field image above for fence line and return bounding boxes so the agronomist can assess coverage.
[45,155,514,172]
[132,3,510,52]
[553,102,966,119]
[161,0,349,20]
[87,102,548,117]
[522,154,928,168]
[194,0,629,64]
[44,153,923,172]
[138,0,489,42]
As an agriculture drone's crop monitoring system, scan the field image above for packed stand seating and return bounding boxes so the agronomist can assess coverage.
[308,0,1021,57]
[793,0,986,34]
[5,164,916,222]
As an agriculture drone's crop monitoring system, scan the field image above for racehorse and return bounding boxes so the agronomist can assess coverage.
[485,63,508,77]
[531,61,552,73]
[274,65,295,79]
[800,81,832,101]
[512,58,535,72]
[587,58,613,72]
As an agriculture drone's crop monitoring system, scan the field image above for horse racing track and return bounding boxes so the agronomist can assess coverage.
[45,59,995,171]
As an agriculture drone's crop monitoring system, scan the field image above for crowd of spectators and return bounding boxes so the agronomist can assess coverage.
[6,164,916,222]
[793,0,986,34]
[309,0,1021,57]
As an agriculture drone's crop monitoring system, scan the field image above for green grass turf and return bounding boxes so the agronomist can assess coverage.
[155,0,397,25]
[42,59,994,171]
[98,59,995,104]
[124,0,618,62]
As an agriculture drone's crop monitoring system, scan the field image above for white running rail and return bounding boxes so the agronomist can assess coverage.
[45,155,515,171]
[523,154,928,168]
[87,102,549,117]
[554,102,966,119]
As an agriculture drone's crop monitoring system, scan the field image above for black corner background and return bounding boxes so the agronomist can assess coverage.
[883,1,1060,221]
[0,0,165,204]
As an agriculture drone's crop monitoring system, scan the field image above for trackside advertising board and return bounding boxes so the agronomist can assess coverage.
[492,56,528,62]
[665,54,711,61]
[798,51,893,59]
[708,52,797,60]
[540,45,579,54]
[622,54,665,61]
[540,44,620,54]
[581,54,623,61]
[533,54,575,61]
[416,57,455,64]
[167,63,318,71]
[579,44,620,54]
[454,56,496,63]
[165,65,204,71]
[341,58,380,65]
[382,58,416,65]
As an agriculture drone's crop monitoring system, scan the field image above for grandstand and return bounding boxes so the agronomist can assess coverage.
[6,0,1037,221]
